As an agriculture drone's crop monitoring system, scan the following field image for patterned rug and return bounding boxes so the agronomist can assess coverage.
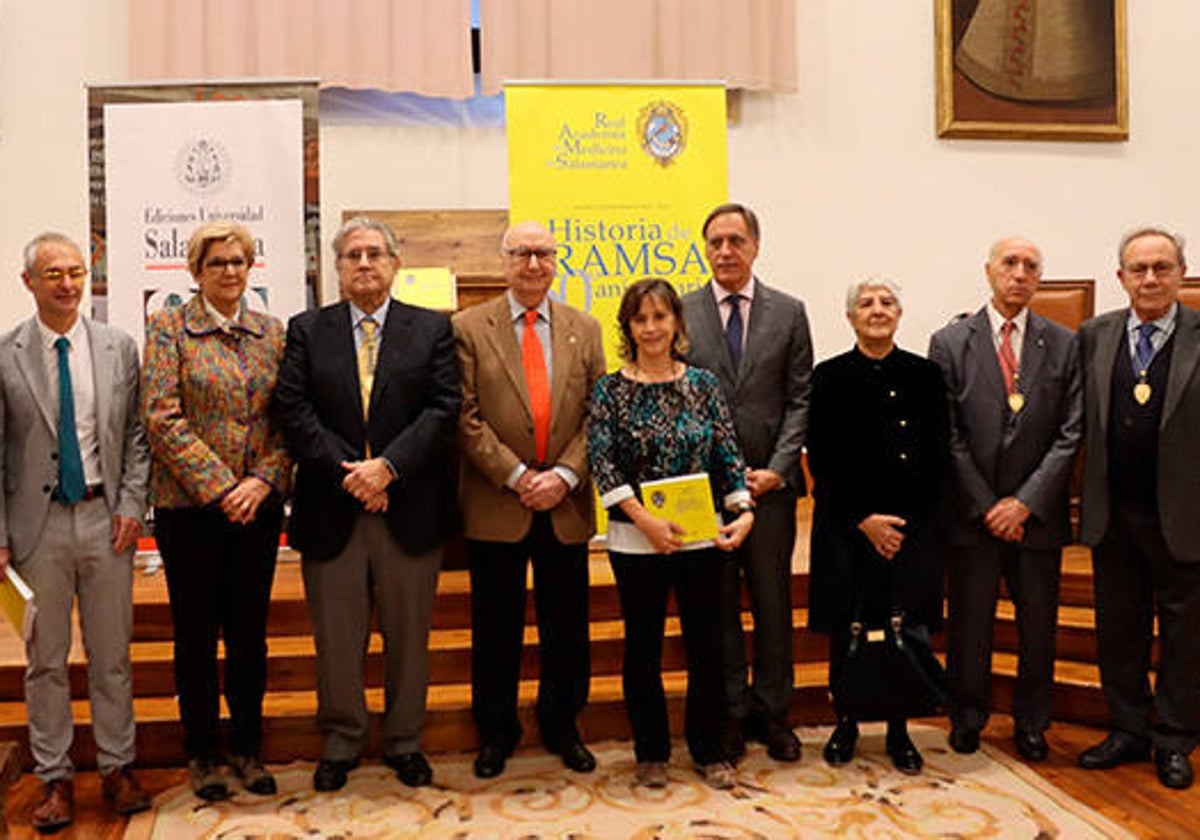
[125,725,1133,839]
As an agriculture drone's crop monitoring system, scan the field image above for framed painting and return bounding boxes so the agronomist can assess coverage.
[935,0,1128,141]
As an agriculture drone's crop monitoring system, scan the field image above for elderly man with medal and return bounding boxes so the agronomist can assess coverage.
[929,236,1082,763]
[1076,227,1200,790]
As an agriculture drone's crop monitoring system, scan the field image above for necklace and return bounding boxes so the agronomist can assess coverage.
[632,359,680,382]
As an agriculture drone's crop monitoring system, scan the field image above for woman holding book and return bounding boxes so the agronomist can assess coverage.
[588,277,755,790]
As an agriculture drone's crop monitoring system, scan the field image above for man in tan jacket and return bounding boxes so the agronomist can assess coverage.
[453,221,606,778]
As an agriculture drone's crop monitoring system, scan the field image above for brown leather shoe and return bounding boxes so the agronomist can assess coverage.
[32,778,73,833]
[102,765,152,816]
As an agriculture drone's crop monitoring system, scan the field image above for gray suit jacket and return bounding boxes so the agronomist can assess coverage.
[682,278,812,494]
[1078,304,1200,562]
[928,308,1082,549]
[0,316,149,561]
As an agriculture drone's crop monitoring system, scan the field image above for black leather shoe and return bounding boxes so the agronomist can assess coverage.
[1155,748,1194,790]
[1015,729,1049,762]
[765,722,801,763]
[887,730,923,775]
[474,742,512,779]
[823,719,859,766]
[384,751,433,787]
[723,719,747,765]
[313,758,358,792]
[1078,732,1151,770]
[948,726,980,754]
[555,740,596,773]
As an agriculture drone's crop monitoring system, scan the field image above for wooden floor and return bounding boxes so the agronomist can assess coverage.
[2,716,1197,839]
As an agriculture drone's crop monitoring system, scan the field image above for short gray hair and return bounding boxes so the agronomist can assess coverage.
[23,232,82,273]
[1118,226,1186,268]
[845,277,903,315]
[332,216,400,259]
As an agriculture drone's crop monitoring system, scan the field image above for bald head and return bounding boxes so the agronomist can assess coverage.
[986,236,1042,319]
[502,220,558,308]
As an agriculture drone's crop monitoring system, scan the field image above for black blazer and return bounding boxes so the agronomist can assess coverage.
[274,299,462,560]
[806,346,949,631]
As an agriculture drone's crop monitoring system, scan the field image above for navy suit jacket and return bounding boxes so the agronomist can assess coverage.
[274,299,461,560]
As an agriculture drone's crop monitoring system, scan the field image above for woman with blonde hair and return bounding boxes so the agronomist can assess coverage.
[142,221,290,800]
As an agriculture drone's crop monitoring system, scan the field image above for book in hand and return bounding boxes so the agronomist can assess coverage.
[0,565,35,642]
[641,472,720,545]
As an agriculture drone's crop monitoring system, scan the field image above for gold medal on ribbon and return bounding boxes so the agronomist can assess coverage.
[1008,392,1025,413]
[1134,382,1152,405]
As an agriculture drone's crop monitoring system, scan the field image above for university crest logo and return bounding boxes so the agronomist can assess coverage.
[174,138,230,195]
[637,102,687,167]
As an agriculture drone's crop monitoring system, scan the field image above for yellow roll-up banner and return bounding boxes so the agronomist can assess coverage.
[506,83,728,365]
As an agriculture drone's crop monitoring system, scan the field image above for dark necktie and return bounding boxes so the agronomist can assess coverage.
[998,320,1018,394]
[55,336,86,505]
[1134,322,1157,374]
[725,294,744,370]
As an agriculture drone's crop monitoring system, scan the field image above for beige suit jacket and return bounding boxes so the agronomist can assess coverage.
[453,294,606,544]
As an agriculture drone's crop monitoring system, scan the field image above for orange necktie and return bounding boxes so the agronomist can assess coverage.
[998,320,1018,394]
[522,309,551,462]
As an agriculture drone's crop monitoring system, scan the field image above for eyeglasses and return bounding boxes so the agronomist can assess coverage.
[1125,261,1180,278]
[504,246,557,263]
[203,257,248,271]
[340,248,393,264]
[39,267,88,282]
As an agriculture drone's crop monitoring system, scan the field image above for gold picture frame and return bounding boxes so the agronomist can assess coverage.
[936,0,1128,141]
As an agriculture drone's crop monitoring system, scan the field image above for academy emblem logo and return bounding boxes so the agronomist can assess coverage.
[174,138,230,196]
[638,102,687,167]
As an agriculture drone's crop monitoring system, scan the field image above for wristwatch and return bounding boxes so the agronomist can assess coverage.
[735,500,755,514]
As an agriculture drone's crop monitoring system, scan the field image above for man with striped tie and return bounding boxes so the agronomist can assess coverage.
[928,236,1081,764]
[275,217,461,792]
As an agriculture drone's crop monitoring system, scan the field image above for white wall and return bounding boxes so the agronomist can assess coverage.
[2,1,1198,358]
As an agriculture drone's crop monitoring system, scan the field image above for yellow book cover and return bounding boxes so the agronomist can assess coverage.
[0,566,35,642]
[641,473,720,545]
[391,267,457,312]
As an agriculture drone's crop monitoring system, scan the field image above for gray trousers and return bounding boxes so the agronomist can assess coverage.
[302,513,442,760]
[19,496,135,780]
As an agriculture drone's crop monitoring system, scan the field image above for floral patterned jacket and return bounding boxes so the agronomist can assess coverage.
[141,294,291,508]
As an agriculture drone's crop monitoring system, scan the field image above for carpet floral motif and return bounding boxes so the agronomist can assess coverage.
[126,726,1133,839]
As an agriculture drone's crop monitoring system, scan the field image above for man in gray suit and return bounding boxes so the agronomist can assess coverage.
[0,232,151,831]
[682,203,812,762]
[1076,226,1200,790]
[928,236,1081,762]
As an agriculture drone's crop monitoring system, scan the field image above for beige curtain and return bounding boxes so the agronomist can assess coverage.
[480,0,796,95]
[129,0,475,98]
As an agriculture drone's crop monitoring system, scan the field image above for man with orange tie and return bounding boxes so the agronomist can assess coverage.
[453,221,606,778]
[929,236,1081,762]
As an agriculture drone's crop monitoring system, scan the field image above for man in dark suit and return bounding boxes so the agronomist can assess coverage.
[682,203,812,762]
[928,236,1082,762]
[274,217,461,792]
[1076,226,1200,790]
[453,221,606,778]
[0,232,151,830]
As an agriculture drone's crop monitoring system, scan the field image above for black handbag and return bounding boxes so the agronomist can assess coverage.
[834,611,951,722]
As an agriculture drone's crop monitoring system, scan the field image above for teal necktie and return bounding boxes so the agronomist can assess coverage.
[54,336,86,505]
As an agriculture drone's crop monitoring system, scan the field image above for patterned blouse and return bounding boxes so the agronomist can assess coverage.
[588,365,749,552]
[141,294,291,508]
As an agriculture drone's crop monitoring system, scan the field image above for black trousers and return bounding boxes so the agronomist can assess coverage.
[611,548,728,765]
[1094,504,1200,752]
[947,540,1060,733]
[156,503,281,759]
[468,514,590,751]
